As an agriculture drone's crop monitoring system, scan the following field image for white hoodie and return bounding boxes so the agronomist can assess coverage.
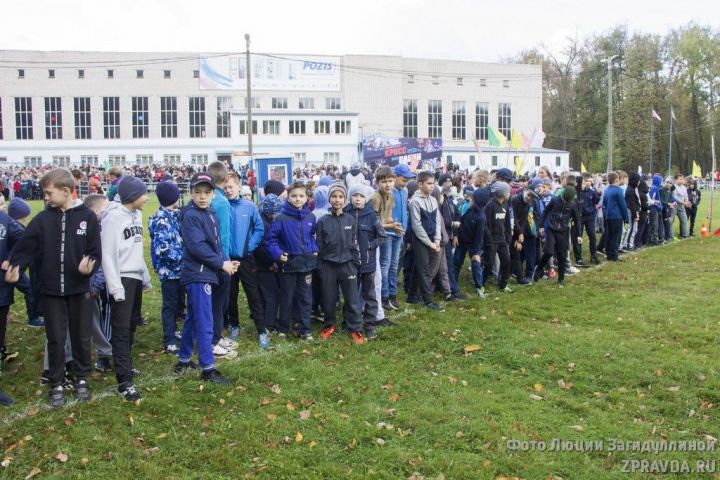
[101,202,151,301]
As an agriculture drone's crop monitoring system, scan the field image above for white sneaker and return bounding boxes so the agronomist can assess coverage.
[218,337,238,350]
[212,343,238,359]
[566,266,580,275]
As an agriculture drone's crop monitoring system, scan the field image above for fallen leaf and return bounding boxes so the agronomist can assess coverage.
[259,397,272,406]
[617,387,628,393]
[132,438,144,447]
[55,452,68,463]
[455,431,463,438]
[655,369,664,377]
[157,433,168,439]
[128,414,135,426]
[1,458,11,467]
[286,402,296,412]
[482,460,492,468]
[144,447,160,455]
[375,438,386,446]
[266,413,278,421]
[667,386,680,392]
[534,384,544,392]
[24,467,41,479]
[198,384,204,392]
[80,458,89,465]
[64,415,75,426]
[270,384,282,395]
[308,441,317,448]
[389,393,401,402]
[569,425,584,432]
[27,407,40,417]
[464,344,481,353]
[529,394,543,401]
[448,376,458,385]
[202,417,212,426]
[294,432,303,443]
[557,379,573,390]
[299,410,311,421]
[382,384,394,391]
[219,398,226,405]
[339,413,350,420]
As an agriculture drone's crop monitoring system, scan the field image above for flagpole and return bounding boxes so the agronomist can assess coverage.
[709,133,716,231]
[649,110,654,174]
[667,107,673,176]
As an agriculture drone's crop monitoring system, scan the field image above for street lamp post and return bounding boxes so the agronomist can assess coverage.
[606,55,619,173]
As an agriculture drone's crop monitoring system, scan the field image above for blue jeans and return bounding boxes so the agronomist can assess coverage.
[160,279,184,348]
[379,234,403,298]
[445,242,459,295]
[453,245,484,288]
[179,283,215,371]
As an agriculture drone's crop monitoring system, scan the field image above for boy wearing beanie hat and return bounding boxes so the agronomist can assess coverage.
[149,181,184,354]
[101,175,151,401]
[316,181,366,344]
[484,182,513,292]
[8,198,31,224]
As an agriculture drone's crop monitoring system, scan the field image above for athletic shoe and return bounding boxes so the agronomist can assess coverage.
[275,331,287,339]
[591,255,601,264]
[218,338,238,350]
[351,331,367,344]
[425,302,445,312]
[201,369,231,384]
[300,333,314,342]
[62,373,76,391]
[575,258,587,267]
[48,385,65,408]
[375,318,395,327]
[94,357,113,372]
[558,279,565,287]
[389,297,401,310]
[405,296,421,305]
[453,291,468,300]
[213,344,238,359]
[517,277,532,286]
[228,326,240,341]
[118,382,141,402]
[40,370,50,385]
[174,360,198,374]
[258,332,271,350]
[476,287,487,299]
[320,325,336,340]
[365,326,377,340]
[73,379,92,402]
[0,347,18,363]
[381,298,393,311]
[175,331,183,340]
[27,317,45,328]
[311,310,324,322]
[164,344,179,355]
[501,286,514,294]
[445,293,456,302]
[567,266,580,275]
[0,388,14,406]
[131,368,141,377]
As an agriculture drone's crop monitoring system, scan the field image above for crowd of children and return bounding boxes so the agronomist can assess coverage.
[0,163,704,408]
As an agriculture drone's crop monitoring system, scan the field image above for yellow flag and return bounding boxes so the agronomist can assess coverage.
[514,156,524,176]
[581,162,588,173]
[510,129,523,150]
[692,161,702,177]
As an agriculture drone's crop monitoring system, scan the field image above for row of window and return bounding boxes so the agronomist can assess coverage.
[238,120,351,136]
[407,75,511,88]
[17,69,200,80]
[272,97,341,110]
[17,154,211,168]
[445,154,562,168]
[403,100,511,140]
[3,96,232,140]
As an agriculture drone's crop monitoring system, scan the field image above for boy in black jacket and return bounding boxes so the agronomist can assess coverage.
[509,186,541,285]
[484,182,512,293]
[346,184,386,340]
[622,173,642,251]
[455,188,490,298]
[316,182,365,344]
[577,173,601,264]
[6,169,101,408]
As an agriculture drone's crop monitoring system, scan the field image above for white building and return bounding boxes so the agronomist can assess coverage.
[0,50,568,173]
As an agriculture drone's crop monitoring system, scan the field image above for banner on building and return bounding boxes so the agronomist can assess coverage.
[362,137,443,170]
[198,53,341,91]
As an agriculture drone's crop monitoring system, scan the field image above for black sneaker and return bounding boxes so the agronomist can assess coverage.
[381,298,394,311]
[48,385,65,408]
[73,379,92,402]
[445,293,456,302]
[40,370,50,385]
[0,347,18,363]
[62,373,76,391]
[575,259,588,267]
[453,291,468,300]
[375,318,395,327]
[130,368,141,378]
[365,326,377,340]
[201,369,231,385]
[591,255,601,264]
[389,297,401,310]
[0,388,14,406]
[406,296,421,305]
[425,302,445,312]
[517,277,532,286]
[94,357,113,372]
[118,382,141,402]
[174,361,198,374]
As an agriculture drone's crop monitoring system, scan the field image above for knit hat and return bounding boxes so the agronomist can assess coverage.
[490,181,511,198]
[240,185,252,197]
[528,177,545,193]
[438,173,453,186]
[260,194,283,217]
[328,181,347,199]
[495,168,514,182]
[462,185,475,195]
[8,198,31,221]
[264,179,286,196]
[117,176,148,204]
[155,181,180,207]
[348,183,367,199]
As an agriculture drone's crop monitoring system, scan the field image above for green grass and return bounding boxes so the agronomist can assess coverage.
[1,193,719,479]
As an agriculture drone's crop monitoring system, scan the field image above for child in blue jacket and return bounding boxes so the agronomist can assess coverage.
[265,181,319,341]
[601,172,629,261]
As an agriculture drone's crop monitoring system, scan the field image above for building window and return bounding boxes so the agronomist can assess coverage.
[469,155,476,166]
[242,97,261,109]
[15,97,33,140]
[44,97,63,139]
[136,154,153,165]
[164,154,181,165]
[132,96,149,139]
[160,96,178,138]
[503,79,510,88]
[325,97,341,110]
[498,103,512,139]
[407,74,415,83]
[136,70,144,79]
[447,155,453,164]
[314,120,331,134]
[475,102,488,141]
[18,69,25,79]
[334,120,351,135]
[81,155,99,166]
[108,155,126,166]
[556,156,561,167]
[52,155,70,166]
[293,152,307,165]
[103,96,120,139]
[431,75,440,85]
[271,97,288,109]
[323,152,340,163]
[299,97,314,109]
[492,155,498,167]
[163,70,171,79]
[48,69,55,79]
[403,99,418,138]
[289,120,306,135]
[217,97,232,138]
[535,156,541,167]
[107,69,114,79]
[457,77,463,86]
[24,156,42,167]
[189,97,206,138]
[78,69,85,79]
[452,101,466,140]
[193,70,199,79]
[262,120,280,135]
[0,157,7,163]
[191,154,208,165]
[73,97,92,140]
[428,100,442,138]
[480,78,487,87]
[238,120,257,135]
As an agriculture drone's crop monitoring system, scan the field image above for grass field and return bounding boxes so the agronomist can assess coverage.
[0,193,719,479]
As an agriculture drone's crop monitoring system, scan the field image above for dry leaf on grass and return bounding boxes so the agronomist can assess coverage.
[24,467,41,479]
[529,394,543,401]
[294,432,303,443]
[463,344,481,353]
[533,384,544,392]
[299,410,311,420]
[270,384,281,395]
[389,393,401,402]
[55,452,68,463]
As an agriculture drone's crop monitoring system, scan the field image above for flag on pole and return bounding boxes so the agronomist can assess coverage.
[510,129,523,149]
[581,162,588,173]
[488,127,507,148]
[671,106,676,121]
[514,156,524,176]
[692,161,702,178]
[652,109,662,122]
[470,132,482,156]
[529,128,546,149]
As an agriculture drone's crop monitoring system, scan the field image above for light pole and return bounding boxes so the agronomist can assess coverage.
[606,55,619,173]
[245,34,253,165]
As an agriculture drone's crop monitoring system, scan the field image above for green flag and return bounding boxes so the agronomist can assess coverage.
[489,127,507,147]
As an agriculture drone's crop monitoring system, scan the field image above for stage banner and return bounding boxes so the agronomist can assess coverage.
[363,137,443,170]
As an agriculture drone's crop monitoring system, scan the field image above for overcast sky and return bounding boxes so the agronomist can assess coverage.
[1,0,717,61]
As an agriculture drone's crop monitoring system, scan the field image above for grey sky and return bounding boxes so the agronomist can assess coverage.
[2,0,717,61]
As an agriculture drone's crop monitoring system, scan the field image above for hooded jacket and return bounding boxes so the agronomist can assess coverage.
[484,197,509,244]
[9,203,101,297]
[210,187,231,259]
[458,188,489,257]
[540,195,580,235]
[149,206,183,282]
[316,209,357,265]
[0,213,25,306]
[625,173,641,217]
[602,184,630,222]
[312,186,330,221]
[409,190,441,247]
[346,203,386,273]
[254,212,277,272]
[228,197,264,259]
[265,201,319,273]
[638,178,650,212]
[101,202,152,301]
[649,175,664,212]
[178,201,224,286]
